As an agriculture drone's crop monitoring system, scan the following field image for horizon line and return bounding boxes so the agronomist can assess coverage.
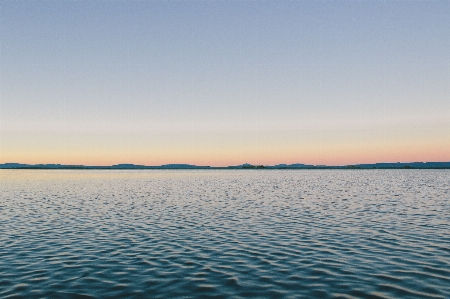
[1,161,450,169]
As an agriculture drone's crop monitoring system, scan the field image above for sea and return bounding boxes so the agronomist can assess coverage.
[1,169,449,299]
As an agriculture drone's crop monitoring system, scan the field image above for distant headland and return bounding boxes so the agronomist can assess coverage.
[1,162,449,169]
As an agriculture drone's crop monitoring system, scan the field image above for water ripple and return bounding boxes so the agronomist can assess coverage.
[0,169,449,298]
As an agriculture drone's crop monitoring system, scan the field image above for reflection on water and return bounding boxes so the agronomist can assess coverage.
[1,170,449,298]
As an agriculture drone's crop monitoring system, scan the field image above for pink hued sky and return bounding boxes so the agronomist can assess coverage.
[1,2,449,166]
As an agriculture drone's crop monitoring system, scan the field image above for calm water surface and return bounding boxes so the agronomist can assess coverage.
[1,170,449,298]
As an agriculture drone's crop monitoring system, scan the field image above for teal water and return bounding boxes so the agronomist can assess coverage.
[1,170,449,298]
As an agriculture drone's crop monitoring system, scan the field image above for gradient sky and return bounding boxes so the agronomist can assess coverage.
[1,1,449,166]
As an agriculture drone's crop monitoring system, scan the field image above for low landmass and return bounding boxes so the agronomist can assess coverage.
[1,162,449,169]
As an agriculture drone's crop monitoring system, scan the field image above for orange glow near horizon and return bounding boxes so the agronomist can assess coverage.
[2,140,448,167]
[1,121,449,167]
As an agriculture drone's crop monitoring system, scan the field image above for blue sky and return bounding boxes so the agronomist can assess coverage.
[1,1,449,166]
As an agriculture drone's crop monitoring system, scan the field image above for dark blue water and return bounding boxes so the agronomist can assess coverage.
[1,170,449,298]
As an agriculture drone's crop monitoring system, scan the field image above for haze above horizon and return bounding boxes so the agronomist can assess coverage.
[1,1,449,166]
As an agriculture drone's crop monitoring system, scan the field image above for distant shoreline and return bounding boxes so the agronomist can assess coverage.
[1,162,449,170]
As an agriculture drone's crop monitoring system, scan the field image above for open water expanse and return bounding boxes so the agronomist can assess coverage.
[0,169,449,299]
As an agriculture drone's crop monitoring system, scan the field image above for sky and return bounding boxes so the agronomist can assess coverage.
[1,1,449,166]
